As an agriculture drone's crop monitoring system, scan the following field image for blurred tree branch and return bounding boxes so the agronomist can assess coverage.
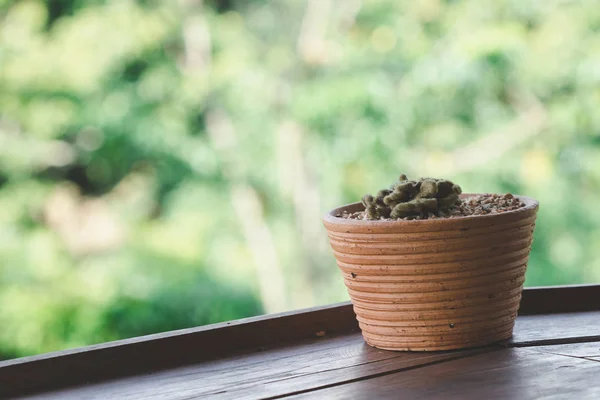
[206,110,287,313]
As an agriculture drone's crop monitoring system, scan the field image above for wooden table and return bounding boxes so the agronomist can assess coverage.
[2,285,600,399]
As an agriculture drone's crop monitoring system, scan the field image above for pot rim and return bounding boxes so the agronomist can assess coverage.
[323,193,539,226]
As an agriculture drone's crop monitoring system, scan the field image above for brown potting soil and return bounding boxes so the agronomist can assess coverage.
[337,193,525,221]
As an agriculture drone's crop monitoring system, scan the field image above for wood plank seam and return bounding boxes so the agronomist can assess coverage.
[523,347,600,363]
[283,345,600,399]
[262,346,504,400]
[185,335,472,398]
[200,350,463,397]
[502,336,600,348]
[1,285,599,398]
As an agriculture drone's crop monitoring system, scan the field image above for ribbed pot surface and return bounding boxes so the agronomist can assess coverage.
[323,194,539,351]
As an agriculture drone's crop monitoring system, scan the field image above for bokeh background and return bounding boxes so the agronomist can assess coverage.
[1,0,600,359]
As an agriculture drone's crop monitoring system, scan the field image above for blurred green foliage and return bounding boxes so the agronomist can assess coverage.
[1,0,600,359]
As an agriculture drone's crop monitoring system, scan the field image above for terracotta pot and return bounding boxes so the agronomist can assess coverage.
[323,194,539,351]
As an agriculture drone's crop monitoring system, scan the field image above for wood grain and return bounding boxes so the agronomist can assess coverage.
[22,334,491,400]
[509,311,600,346]
[1,285,600,398]
[518,284,600,315]
[290,347,600,399]
[525,342,600,359]
[0,302,357,398]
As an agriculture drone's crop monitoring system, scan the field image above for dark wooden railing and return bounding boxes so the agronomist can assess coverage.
[1,284,599,399]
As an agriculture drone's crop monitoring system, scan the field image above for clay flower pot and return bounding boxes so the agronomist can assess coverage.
[323,194,539,351]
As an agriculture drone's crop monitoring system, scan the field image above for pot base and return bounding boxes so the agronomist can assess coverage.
[363,331,513,352]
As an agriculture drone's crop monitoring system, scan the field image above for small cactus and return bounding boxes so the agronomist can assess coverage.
[362,175,463,220]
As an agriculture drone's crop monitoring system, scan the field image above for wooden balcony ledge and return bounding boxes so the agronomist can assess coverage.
[2,285,600,399]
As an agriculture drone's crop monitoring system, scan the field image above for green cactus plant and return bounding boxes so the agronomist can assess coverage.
[361,175,463,220]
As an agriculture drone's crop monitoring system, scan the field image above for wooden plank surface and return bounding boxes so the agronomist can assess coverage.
[525,342,600,359]
[518,284,600,315]
[22,334,491,400]
[509,311,600,346]
[2,285,600,399]
[17,312,600,400]
[0,303,358,398]
[290,346,600,400]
